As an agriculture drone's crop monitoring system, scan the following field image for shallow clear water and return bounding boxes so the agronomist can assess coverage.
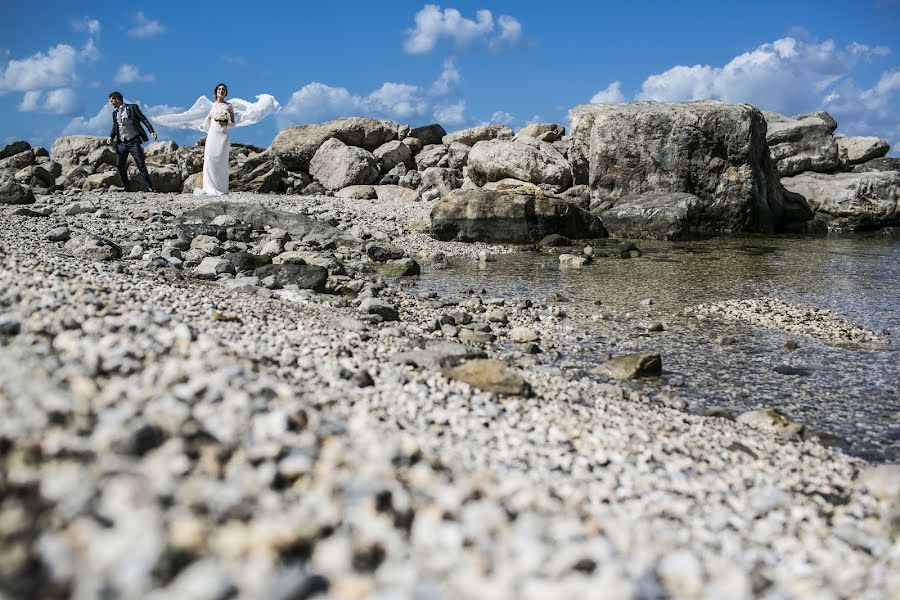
[414,233,900,463]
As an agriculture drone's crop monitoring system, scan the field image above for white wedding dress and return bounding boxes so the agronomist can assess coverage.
[154,94,280,196]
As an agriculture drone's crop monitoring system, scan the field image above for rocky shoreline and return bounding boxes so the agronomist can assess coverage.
[1,189,898,598]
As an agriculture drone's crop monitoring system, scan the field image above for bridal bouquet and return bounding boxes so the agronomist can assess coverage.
[213,112,230,124]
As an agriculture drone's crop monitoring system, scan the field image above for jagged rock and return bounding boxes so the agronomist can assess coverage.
[401,136,423,155]
[852,157,900,173]
[600,192,709,240]
[270,117,398,171]
[0,140,31,160]
[0,178,36,205]
[569,101,800,233]
[373,140,411,171]
[447,142,470,170]
[467,137,573,192]
[14,165,55,188]
[195,257,236,277]
[335,185,376,200]
[253,264,328,292]
[781,171,900,231]
[144,140,179,157]
[442,125,514,147]
[230,152,287,193]
[835,135,890,169]
[128,165,183,193]
[415,146,449,170]
[374,185,420,203]
[764,111,840,176]
[64,234,122,261]
[309,138,379,190]
[516,123,565,143]
[409,124,447,146]
[420,167,461,195]
[50,135,107,165]
[431,188,606,243]
[0,149,35,171]
[82,171,122,191]
[86,146,117,168]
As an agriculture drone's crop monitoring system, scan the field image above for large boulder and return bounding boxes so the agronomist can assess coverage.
[409,124,447,146]
[144,140,179,157]
[374,184,420,203]
[14,165,55,189]
[764,111,840,176]
[0,141,31,160]
[130,165,183,193]
[442,125,514,147]
[373,140,411,171]
[51,136,107,165]
[0,178,36,204]
[414,145,449,169]
[835,135,890,169]
[269,117,398,171]
[82,171,122,191]
[467,137,573,192]
[230,152,288,193]
[0,150,35,171]
[600,192,709,240]
[516,123,565,143]
[309,138,379,190]
[431,188,607,243]
[568,101,796,233]
[420,167,461,195]
[781,171,900,231]
[86,146,117,168]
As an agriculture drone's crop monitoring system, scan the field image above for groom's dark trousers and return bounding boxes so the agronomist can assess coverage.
[115,138,154,192]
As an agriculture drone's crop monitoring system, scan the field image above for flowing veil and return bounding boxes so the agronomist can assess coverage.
[155,94,280,131]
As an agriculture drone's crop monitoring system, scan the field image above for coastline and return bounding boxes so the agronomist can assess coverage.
[1,190,897,597]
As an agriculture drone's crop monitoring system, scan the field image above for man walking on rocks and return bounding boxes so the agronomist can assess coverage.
[105,91,157,192]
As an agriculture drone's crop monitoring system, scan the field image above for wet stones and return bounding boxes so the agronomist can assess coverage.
[592,353,662,379]
[443,358,531,396]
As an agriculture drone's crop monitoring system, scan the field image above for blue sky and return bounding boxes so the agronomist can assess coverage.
[2,1,899,153]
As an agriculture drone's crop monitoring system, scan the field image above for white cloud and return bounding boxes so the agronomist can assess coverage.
[0,44,79,93]
[590,81,627,104]
[18,88,82,115]
[433,100,466,125]
[19,91,42,112]
[222,55,246,66]
[80,37,101,63]
[485,110,515,125]
[128,12,165,38]
[114,64,155,84]
[72,17,101,35]
[430,58,461,95]
[631,35,900,146]
[403,5,522,54]
[279,59,465,127]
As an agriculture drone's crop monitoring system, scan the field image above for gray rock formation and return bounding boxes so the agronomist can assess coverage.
[0,178,36,204]
[414,146,449,170]
[781,171,900,231]
[431,188,606,243]
[516,123,565,143]
[764,111,839,176]
[269,117,398,171]
[442,124,514,147]
[373,140,411,171]
[851,157,900,174]
[600,192,709,240]
[50,136,107,165]
[409,124,446,146]
[309,138,379,190]
[0,140,31,160]
[569,101,800,233]
[467,137,573,192]
[835,135,890,169]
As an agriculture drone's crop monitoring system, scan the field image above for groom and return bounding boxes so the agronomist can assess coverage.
[105,91,157,192]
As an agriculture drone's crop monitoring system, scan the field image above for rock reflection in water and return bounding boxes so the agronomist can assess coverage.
[414,233,900,463]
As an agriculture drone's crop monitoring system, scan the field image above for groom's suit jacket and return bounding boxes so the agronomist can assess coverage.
[110,103,155,143]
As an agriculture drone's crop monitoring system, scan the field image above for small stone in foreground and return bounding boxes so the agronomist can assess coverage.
[592,353,662,379]
[377,258,421,277]
[444,358,531,396]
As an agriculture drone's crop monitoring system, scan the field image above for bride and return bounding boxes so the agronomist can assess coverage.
[155,85,280,195]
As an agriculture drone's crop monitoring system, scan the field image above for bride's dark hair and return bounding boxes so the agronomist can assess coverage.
[214,83,228,99]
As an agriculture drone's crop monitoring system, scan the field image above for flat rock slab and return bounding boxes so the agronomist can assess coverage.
[781,171,900,231]
[253,264,327,292]
[600,192,708,241]
[444,358,531,396]
[183,202,362,248]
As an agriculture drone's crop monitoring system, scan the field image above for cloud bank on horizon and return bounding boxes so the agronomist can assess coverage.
[591,36,900,147]
[0,4,898,152]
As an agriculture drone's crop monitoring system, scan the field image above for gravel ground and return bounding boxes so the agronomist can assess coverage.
[1,189,898,599]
